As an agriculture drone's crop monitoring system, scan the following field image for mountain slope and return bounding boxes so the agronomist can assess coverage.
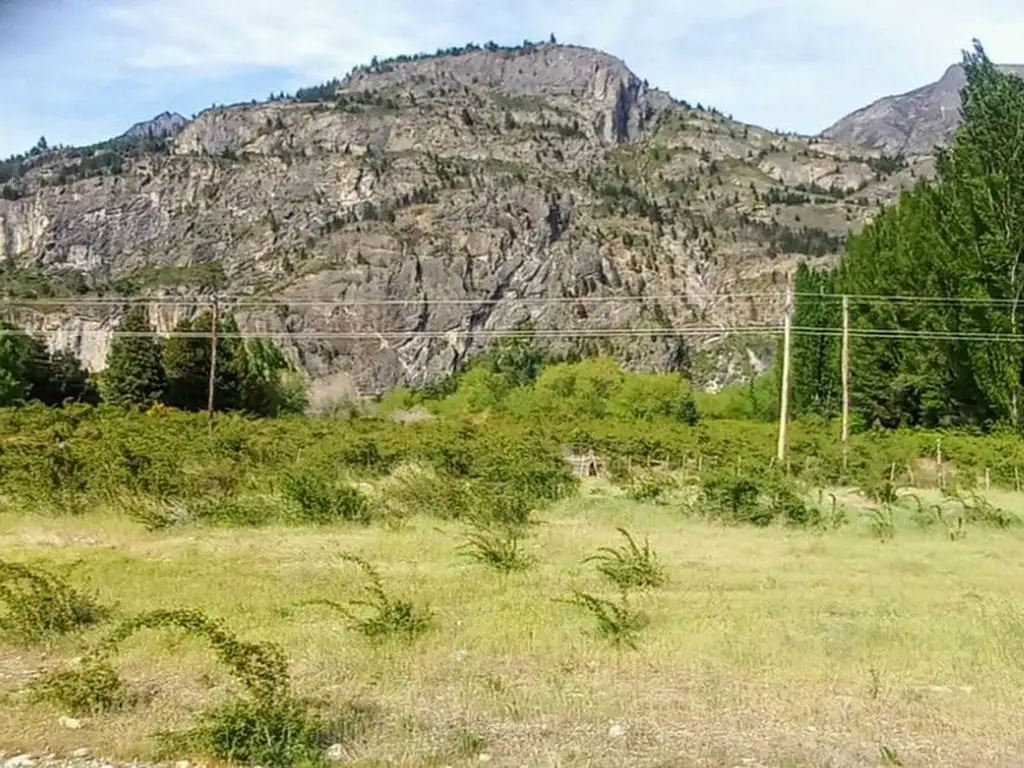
[0,41,924,395]
[822,63,1024,154]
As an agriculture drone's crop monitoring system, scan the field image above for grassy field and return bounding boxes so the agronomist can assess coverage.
[3,482,1024,767]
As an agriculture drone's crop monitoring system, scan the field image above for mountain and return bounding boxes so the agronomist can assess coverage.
[0,41,923,397]
[822,63,1024,154]
[121,111,189,140]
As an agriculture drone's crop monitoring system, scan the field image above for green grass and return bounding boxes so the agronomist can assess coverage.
[2,485,1024,765]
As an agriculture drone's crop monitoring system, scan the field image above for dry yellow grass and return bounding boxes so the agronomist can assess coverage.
[3,484,1024,766]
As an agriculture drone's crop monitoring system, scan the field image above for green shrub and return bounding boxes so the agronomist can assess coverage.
[37,608,326,767]
[466,481,537,527]
[764,474,820,527]
[623,472,677,504]
[280,469,371,524]
[584,528,666,589]
[159,695,326,768]
[336,436,388,473]
[374,464,476,522]
[946,488,1017,528]
[458,521,536,573]
[0,560,110,645]
[32,660,129,714]
[700,474,771,526]
[301,555,433,641]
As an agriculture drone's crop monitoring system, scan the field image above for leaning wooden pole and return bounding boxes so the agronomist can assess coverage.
[841,294,851,473]
[206,295,219,432]
[776,280,793,465]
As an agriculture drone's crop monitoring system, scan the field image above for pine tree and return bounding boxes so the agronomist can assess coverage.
[0,322,46,405]
[163,311,245,412]
[30,350,97,406]
[102,307,165,407]
[789,263,840,416]
[163,316,207,411]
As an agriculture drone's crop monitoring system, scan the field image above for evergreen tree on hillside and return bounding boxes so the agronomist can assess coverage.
[163,311,248,413]
[102,307,165,407]
[31,350,97,405]
[162,316,207,410]
[0,322,46,405]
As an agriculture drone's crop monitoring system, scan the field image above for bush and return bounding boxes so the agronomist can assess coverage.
[764,473,820,527]
[458,521,536,573]
[160,695,326,767]
[0,560,110,645]
[37,608,327,767]
[32,660,129,714]
[301,555,433,642]
[280,469,371,524]
[622,471,677,503]
[584,528,666,589]
[374,464,476,523]
[699,474,771,525]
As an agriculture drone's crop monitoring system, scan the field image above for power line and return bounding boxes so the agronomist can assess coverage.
[6,290,1024,308]
[0,293,782,308]
[0,325,783,341]
[797,292,1024,307]
[4,323,1024,344]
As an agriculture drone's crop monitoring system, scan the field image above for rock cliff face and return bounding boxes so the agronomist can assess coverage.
[122,111,189,140]
[822,63,1024,154]
[0,42,923,394]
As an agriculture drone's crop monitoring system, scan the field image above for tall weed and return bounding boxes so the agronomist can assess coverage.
[301,554,433,641]
[584,528,666,589]
[561,590,648,649]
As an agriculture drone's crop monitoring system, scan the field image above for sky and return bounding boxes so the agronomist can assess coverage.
[2,0,1024,157]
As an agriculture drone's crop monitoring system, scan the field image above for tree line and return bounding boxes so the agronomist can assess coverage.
[0,307,306,415]
[790,41,1024,431]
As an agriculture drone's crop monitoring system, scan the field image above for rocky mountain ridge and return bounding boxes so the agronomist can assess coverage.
[121,111,189,141]
[0,41,928,396]
[821,62,1024,154]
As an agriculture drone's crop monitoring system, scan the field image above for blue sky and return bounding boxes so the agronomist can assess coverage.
[2,0,1024,157]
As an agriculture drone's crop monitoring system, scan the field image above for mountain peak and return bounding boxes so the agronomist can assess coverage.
[121,111,189,140]
[822,62,1024,154]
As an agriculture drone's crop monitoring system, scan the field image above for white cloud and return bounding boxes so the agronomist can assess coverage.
[4,0,1024,155]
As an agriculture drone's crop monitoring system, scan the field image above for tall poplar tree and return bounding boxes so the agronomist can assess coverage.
[790,40,1024,431]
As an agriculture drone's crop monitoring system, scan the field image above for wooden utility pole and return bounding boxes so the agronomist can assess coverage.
[776,280,793,464]
[841,294,851,472]
[207,296,219,432]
